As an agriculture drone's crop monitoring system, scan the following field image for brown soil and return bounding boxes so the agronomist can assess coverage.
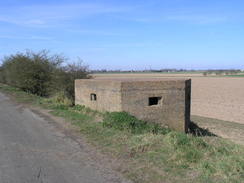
[191,77,244,125]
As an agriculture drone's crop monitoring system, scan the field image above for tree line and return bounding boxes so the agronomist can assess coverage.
[0,50,90,104]
[91,69,198,73]
[202,69,241,76]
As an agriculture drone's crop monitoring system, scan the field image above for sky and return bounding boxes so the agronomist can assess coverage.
[0,0,244,70]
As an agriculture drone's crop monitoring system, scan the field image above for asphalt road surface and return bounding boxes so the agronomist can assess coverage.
[0,92,130,183]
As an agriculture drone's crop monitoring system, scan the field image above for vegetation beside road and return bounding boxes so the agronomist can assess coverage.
[0,50,90,103]
[0,83,243,183]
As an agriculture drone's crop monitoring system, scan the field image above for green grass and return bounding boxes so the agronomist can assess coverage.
[225,74,244,77]
[102,111,171,135]
[0,83,244,183]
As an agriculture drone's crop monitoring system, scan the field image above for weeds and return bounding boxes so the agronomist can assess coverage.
[102,112,171,135]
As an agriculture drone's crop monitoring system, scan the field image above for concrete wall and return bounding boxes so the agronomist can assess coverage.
[75,79,191,132]
[121,80,191,132]
[75,79,122,112]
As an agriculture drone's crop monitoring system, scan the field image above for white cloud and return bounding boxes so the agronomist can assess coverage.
[166,14,228,24]
[65,29,129,36]
[123,13,228,24]
[0,3,130,27]
[0,35,53,40]
[0,2,229,28]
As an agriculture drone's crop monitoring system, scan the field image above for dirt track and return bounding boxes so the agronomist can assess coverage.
[93,73,244,124]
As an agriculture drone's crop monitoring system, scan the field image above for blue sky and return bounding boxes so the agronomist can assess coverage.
[0,0,244,70]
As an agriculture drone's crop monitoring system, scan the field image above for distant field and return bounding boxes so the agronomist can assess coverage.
[93,73,244,125]
[93,71,204,75]
[225,74,244,77]
[93,72,203,78]
[93,71,244,77]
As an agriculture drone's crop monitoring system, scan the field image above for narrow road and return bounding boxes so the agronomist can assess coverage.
[0,93,130,183]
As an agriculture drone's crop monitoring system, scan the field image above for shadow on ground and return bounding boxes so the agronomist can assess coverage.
[188,121,217,137]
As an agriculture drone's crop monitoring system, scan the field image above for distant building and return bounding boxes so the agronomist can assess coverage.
[75,78,191,132]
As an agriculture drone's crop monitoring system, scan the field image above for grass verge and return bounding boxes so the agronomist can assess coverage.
[0,83,243,183]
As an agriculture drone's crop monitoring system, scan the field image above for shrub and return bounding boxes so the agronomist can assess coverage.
[0,50,90,102]
[0,51,58,96]
[52,60,91,101]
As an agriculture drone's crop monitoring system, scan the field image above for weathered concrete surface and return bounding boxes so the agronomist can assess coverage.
[0,92,131,183]
[75,78,191,132]
[75,79,122,112]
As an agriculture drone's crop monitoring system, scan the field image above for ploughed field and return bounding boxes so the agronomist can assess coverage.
[191,77,244,125]
[93,73,244,125]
